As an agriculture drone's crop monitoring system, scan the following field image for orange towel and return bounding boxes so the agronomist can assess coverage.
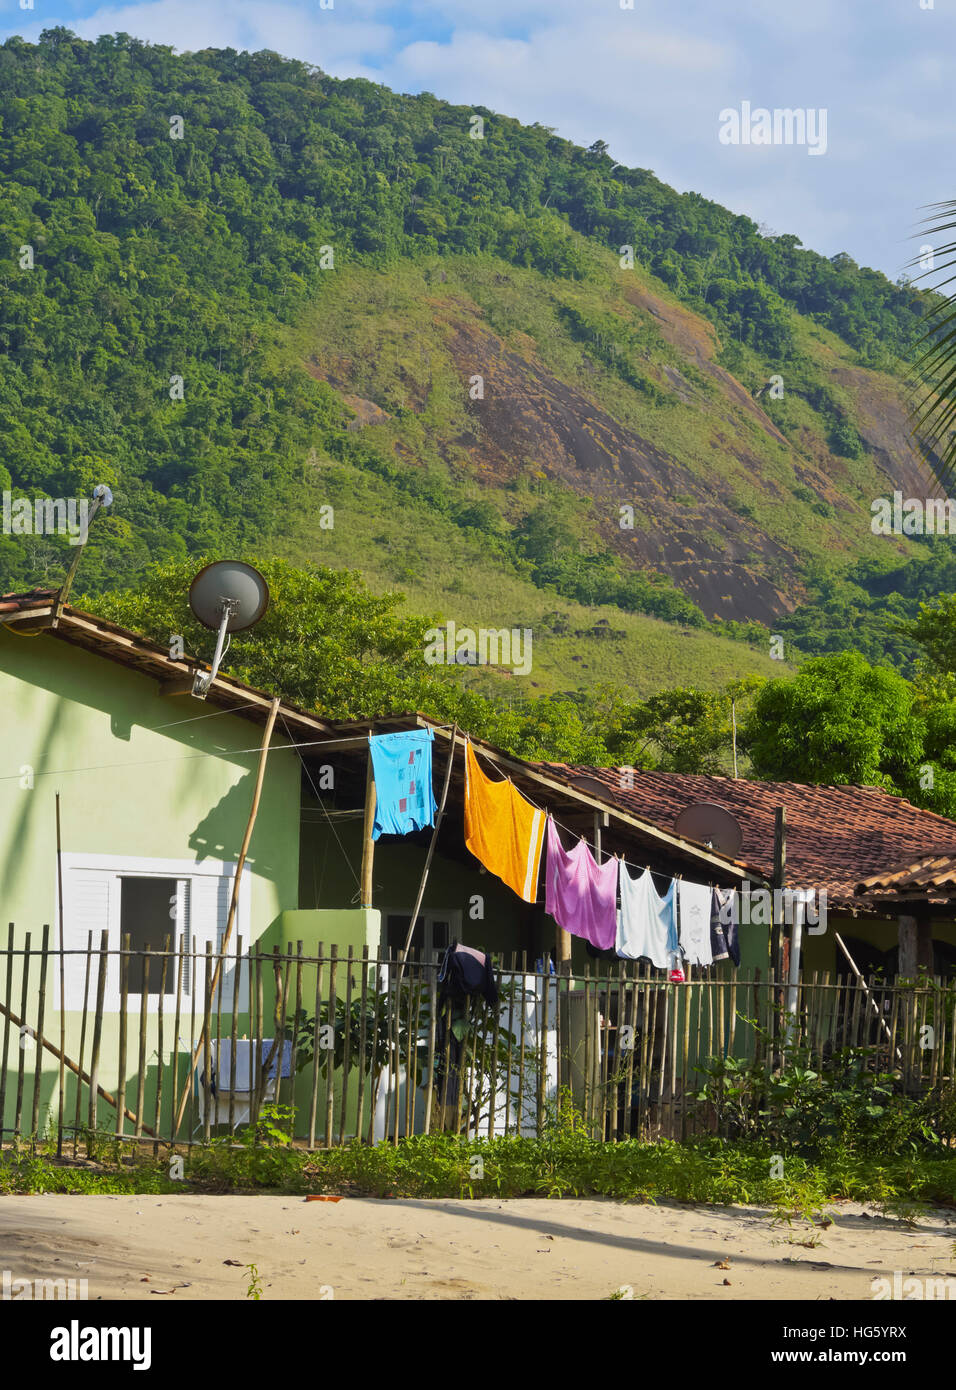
[464,741,545,903]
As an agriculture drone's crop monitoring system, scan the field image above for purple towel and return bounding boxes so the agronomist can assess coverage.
[545,817,619,950]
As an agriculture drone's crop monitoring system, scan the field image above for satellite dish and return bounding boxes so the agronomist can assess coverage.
[187,560,269,699]
[571,773,616,801]
[674,802,743,857]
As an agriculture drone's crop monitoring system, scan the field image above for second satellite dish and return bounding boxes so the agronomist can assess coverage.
[188,560,270,698]
[674,801,743,856]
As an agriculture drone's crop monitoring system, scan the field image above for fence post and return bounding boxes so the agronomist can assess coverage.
[14,930,31,1141]
[0,924,14,1141]
[87,931,108,1144]
[72,931,94,1158]
[308,943,325,1149]
[116,932,130,1148]
[31,924,50,1146]
[134,944,150,1140]
[325,945,338,1148]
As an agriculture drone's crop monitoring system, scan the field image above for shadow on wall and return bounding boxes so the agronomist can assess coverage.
[0,686,72,906]
[188,770,276,877]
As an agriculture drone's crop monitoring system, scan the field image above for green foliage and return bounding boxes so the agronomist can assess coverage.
[0,27,937,684]
[6,1136,956,1212]
[92,551,775,773]
[606,676,763,773]
[904,592,956,676]
[742,651,925,789]
[695,1036,948,1159]
[86,555,616,762]
[909,198,956,491]
[512,499,706,622]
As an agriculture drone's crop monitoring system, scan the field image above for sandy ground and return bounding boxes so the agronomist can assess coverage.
[1,1194,955,1300]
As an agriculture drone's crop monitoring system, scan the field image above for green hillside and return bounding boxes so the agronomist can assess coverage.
[0,28,946,696]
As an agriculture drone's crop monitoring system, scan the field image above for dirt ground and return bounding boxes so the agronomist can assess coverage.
[2,1194,955,1300]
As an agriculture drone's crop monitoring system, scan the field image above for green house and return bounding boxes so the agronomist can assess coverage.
[4,588,956,1143]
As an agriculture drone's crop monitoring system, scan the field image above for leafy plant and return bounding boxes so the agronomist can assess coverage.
[693,1022,950,1158]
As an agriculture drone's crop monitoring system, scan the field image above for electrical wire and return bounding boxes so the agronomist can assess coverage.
[0,730,393,784]
[143,701,261,733]
[466,740,731,889]
[279,712,362,897]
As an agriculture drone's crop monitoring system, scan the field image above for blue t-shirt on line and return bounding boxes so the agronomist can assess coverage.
[369,729,437,840]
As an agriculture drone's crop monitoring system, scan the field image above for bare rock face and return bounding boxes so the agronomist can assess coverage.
[304,277,932,625]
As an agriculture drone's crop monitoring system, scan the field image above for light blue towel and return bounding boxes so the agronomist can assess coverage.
[369,729,437,840]
[616,867,678,968]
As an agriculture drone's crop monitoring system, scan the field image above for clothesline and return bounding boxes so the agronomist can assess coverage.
[466,740,726,889]
[367,729,741,972]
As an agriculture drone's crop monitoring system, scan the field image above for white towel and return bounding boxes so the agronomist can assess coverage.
[678,879,713,967]
[617,866,677,968]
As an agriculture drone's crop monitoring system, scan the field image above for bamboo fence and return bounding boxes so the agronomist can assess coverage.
[0,936,954,1151]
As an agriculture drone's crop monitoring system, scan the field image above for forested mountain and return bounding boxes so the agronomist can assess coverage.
[0,28,948,691]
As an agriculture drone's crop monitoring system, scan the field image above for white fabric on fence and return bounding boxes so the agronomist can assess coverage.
[194,1039,292,1132]
[677,879,713,967]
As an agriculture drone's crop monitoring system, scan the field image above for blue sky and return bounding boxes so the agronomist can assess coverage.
[2,0,952,283]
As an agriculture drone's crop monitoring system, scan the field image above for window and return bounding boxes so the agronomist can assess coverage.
[119,876,178,996]
[58,853,249,1012]
[385,911,458,965]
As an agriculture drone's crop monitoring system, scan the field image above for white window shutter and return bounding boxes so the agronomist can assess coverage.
[189,873,245,1010]
[59,869,115,1010]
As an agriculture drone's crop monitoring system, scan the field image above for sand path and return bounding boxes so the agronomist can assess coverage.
[1,1194,954,1300]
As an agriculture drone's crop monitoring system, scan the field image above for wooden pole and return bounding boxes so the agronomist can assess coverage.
[898,910,933,979]
[360,747,376,909]
[173,696,281,1136]
[31,924,50,1143]
[835,932,901,1060]
[0,997,153,1135]
[771,807,786,979]
[55,793,66,1156]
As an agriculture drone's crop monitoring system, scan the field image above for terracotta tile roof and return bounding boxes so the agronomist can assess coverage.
[531,765,956,912]
[0,586,57,614]
[856,853,956,898]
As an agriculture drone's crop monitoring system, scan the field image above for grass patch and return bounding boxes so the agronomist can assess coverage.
[4,1135,955,1216]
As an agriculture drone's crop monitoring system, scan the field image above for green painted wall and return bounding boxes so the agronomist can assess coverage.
[278,909,381,955]
[0,623,302,1136]
[801,914,956,973]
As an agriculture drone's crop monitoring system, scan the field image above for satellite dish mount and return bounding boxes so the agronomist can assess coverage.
[187,561,269,700]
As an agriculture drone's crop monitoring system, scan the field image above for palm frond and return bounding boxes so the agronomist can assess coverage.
[909,200,956,492]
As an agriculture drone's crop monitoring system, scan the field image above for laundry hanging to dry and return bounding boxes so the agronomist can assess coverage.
[544,816,618,951]
[463,739,545,902]
[616,864,678,968]
[368,728,437,840]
